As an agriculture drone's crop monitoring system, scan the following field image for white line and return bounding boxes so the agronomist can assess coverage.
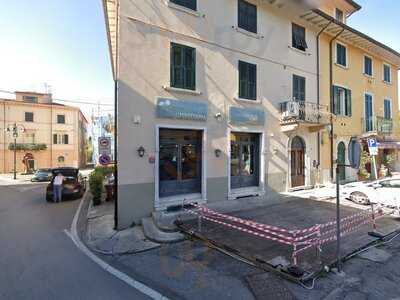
[66,191,169,300]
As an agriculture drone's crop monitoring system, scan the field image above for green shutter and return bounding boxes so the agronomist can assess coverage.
[53,134,57,144]
[345,89,352,116]
[333,86,340,115]
[64,134,69,145]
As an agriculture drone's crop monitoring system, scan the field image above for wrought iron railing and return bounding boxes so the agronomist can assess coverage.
[362,116,393,135]
[280,101,329,124]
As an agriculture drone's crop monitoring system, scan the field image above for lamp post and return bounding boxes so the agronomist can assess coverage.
[6,123,25,180]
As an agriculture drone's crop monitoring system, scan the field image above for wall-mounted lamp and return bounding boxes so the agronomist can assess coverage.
[137,146,146,157]
[214,112,223,122]
[215,149,222,158]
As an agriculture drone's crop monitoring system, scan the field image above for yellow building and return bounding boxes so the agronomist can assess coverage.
[0,91,88,173]
[298,1,400,183]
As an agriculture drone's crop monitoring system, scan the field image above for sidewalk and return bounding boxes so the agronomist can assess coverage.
[82,190,400,299]
[0,173,35,185]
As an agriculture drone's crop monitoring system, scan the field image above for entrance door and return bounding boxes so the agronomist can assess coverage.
[337,142,346,183]
[159,129,202,198]
[365,94,373,131]
[290,136,305,188]
[230,132,260,189]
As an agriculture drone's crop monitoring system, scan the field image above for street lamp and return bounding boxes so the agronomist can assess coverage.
[6,123,25,180]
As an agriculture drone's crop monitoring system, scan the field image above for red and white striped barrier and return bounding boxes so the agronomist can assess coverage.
[183,202,387,265]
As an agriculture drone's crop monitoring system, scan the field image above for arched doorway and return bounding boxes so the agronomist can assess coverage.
[337,142,346,182]
[291,136,305,188]
[23,153,35,174]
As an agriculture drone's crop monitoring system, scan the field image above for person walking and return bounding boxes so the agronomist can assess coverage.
[53,172,64,203]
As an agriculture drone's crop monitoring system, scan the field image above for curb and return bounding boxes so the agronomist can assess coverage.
[66,190,169,300]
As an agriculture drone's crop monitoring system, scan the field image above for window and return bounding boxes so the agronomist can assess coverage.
[239,60,257,100]
[58,156,65,163]
[292,23,307,51]
[383,64,391,83]
[23,96,38,103]
[25,112,34,122]
[238,0,257,34]
[293,75,306,102]
[336,43,347,67]
[333,86,352,116]
[53,134,69,144]
[57,114,65,124]
[170,0,196,11]
[364,56,372,76]
[384,99,392,119]
[170,43,196,90]
[335,8,344,22]
[25,133,35,144]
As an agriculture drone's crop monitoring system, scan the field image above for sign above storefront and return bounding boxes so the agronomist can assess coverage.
[229,107,265,126]
[157,98,208,122]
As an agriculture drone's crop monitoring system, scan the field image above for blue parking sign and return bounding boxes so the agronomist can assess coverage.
[368,138,378,155]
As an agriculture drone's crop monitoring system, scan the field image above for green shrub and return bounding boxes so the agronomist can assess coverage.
[358,150,370,180]
[9,143,47,151]
[94,165,115,177]
[89,171,104,205]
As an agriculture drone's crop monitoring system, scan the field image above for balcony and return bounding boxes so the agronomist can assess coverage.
[279,101,330,132]
[362,116,393,136]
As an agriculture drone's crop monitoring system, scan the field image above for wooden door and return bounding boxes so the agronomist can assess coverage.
[291,137,305,188]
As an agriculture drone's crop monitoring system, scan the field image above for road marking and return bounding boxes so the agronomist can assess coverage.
[66,191,169,300]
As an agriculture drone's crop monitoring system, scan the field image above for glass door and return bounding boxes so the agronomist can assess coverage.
[159,129,202,198]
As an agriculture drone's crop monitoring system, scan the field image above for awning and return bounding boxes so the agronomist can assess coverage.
[299,9,400,67]
[378,141,400,150]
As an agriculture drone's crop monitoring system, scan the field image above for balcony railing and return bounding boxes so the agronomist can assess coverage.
[362,116,393,135]
[280,101,329,125]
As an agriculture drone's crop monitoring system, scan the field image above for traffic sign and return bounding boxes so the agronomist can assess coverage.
[367,138,378,156]
[99,154,111,166]
[99,137,111,155]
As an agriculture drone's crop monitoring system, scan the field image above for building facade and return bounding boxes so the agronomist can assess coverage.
[0,92,88,173]
[103,0,400,229]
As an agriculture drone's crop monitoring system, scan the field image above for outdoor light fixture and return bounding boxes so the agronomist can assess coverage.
[215,149,222,157]
[214,112,223,122]
[137,146,145,157]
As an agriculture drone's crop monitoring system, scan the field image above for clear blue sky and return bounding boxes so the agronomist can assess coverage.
[0,0,398,118]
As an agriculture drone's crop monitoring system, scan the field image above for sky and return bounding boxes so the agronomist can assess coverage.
[0,0,398,120]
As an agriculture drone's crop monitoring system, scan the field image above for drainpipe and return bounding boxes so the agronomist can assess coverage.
[3,101,5,173]
[113,80,118,230]
[316,21,332,170]
[329,28,345,180]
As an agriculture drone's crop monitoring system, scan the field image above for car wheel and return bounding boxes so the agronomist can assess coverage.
[350,192,370,205]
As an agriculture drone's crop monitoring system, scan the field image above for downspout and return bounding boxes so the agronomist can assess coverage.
[329,28,345,180]
[316,21,332,170]
[3,101,5,173]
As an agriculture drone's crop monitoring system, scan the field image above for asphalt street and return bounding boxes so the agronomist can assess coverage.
[0,182,148,300]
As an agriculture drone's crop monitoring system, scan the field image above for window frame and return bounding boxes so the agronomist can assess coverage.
[22,96,38,103]
[238,60,257,101]
[170,42,196,91]
[384,98,392,120]
[333,85,352,117]
[336,42,348,68]
[335,8,344,23]
[383,63,392,83]
[238,0,257,34]
[291,23,308,52]
[169,0,197,11]
[363,55,373,77]
[25,112,34,122]
[57,114,66,124]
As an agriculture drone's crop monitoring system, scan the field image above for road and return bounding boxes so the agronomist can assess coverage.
[0,183,148,300]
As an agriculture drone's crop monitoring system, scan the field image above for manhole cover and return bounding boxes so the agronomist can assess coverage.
[245,272,295,300]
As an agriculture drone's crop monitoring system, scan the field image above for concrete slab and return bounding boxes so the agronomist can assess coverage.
[358,247,392,263]
[142,217,185,243]
[245,272,295,300]
[113,226,160,254]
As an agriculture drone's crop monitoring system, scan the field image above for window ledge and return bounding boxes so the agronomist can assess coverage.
[288,45,311,56]
[234,96,261,104]
[334,63,348,70]
[363,73,374,79]
[166,1,205,17]
[383,80,393,86]
[163,85,202,95]
[232,26,263,39]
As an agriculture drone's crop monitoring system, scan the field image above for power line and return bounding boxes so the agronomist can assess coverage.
[0,89,113,107]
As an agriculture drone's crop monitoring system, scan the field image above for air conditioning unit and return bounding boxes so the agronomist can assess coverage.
[282,101,300,118]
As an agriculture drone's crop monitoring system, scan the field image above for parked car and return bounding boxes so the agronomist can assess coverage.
[46,167,86,202]
[31,168,53,182]
[342,176,400,208]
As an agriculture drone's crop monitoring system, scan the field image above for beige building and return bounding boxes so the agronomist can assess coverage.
[0,91,88,173]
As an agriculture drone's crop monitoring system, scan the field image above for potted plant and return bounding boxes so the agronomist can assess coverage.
[383,153,395,177]
[89,171,104,206]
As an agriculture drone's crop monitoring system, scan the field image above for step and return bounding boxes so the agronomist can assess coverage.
[142,217,185,243]
[152,210,192,232]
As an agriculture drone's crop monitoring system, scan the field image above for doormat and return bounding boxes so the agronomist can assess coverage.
[245,272,296,300]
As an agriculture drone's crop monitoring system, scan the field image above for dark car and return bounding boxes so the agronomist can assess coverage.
[46,167,86,202]
[31,168,53,182]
